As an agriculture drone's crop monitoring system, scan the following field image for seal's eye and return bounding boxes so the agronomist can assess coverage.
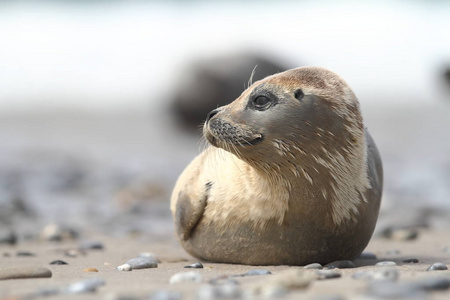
[253,96,271,109]
[294,89,304,101]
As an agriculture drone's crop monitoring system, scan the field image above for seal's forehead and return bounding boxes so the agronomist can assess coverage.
[260,67,353,102]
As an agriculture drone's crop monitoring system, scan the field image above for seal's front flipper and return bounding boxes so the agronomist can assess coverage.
[175,186,209,241]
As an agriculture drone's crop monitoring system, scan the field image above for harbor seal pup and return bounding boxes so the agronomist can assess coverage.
[170,67,383,265]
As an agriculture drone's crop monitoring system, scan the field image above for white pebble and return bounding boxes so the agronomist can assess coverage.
[116,264,132,271]
[169,271,202,284]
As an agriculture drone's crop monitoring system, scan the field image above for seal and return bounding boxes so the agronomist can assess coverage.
[170,67,383,265]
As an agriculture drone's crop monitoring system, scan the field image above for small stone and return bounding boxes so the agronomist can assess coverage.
[325,260,355,269]
[64,278,105,294]
[0,267,52,280]
[116,264,132,271]
[403,258,419,263]
[376,261,397,267]
[148,290,182,300]
[170,271,202,284]
[197,284,243,300]
[16,251,35,257]
[390,228,419,241]
[316,270,341,280]
[358,252,377,260]
[426,262,448,271]
[125,256,158,269]
[50,260,68,265]
[184,262,203,269]
[83,267,99,272]
[253,269,313,296]
[0,230,17,245]
[304,263,323,269]
[65,249,85,257]
[365,281,425,299]
[417,276,450,291]
[40,224,79,242]
[80,241,104,250]
[245,269,271,276]
[371,268,399,282]
[385,249,401,255]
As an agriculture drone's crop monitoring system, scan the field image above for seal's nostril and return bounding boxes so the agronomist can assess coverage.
[206,108,220,123]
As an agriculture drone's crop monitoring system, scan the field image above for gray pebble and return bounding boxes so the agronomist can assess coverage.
[325,260,355,269]
[426,262,448,271]
[169,271,202,284]
[0,267,52,280]
[402,258,419,263]
[16,251,35,257]
[125,256,158,269]
[304,263,323,269]
[312,295,344,300]
[197,284,243,300]
[245,269,271,276]
[316,270,341,280]
[148,290,182,300]
[375,261,397,267]
[358,252,377,260]
[209,275,239,286]
[184,262,203,269]
[385,249,401,255]
[80,241,104,250]
[30,287,61,298]
[352,269,399,282]
[64,278,105,294]
[50,259,68,265]
[365,281,426,299]
[417,276,450,291]
[252,269,313,296]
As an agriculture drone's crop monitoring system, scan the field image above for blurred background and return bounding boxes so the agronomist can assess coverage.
[0,0,449,241]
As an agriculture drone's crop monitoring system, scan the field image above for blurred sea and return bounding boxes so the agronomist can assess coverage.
[0,0,449,236]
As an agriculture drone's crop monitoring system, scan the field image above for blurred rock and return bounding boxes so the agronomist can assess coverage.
[40,224,79,242]
[0,230,17,245]
[169,53,291,128]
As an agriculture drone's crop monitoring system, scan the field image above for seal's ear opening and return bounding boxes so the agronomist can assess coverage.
[294,89,304,101]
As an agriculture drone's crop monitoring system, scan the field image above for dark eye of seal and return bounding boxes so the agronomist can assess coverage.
[252,96,272,111]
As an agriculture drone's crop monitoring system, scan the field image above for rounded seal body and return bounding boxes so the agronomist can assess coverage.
[170,67,383,265]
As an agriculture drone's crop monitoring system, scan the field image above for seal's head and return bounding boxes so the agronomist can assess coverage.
[203,66,370,225]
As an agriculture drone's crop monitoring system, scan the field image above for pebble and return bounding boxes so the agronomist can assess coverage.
[125,256,158,269]
[65,249,85,257]
[50,260,68,265]
[375,261,397,267]
[80,241,104,250]
[184,262,204,269]
[245,269,271,276]
[325,260,355,269]
[365,281,426,300]
[83,267,99,272]
[64,278,105,294]
[253,269,313,296]
[426,262,448,271]
[16,251,36,257]
[358,252,377,260]
[116,264,132,271]
[417,276,450,291]
[368,268,399,282]
[0,230,17,245]
[209,275,239,286]
[0,267,52,280]
[148,290,183,300]
[316,270,342,280]
[385,249,401,255]
[197,284,243,300]
[169,271,202,284]
[390,228,419,241]
[304,263,323,269]
[40,223,79,242]
[402,258,419,263]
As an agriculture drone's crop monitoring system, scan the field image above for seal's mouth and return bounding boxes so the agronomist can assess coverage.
[243,135,263,146]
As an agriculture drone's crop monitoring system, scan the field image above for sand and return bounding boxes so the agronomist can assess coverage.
[1,228,449,300]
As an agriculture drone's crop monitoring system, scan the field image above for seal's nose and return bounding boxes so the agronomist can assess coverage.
[206,108,220,123]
